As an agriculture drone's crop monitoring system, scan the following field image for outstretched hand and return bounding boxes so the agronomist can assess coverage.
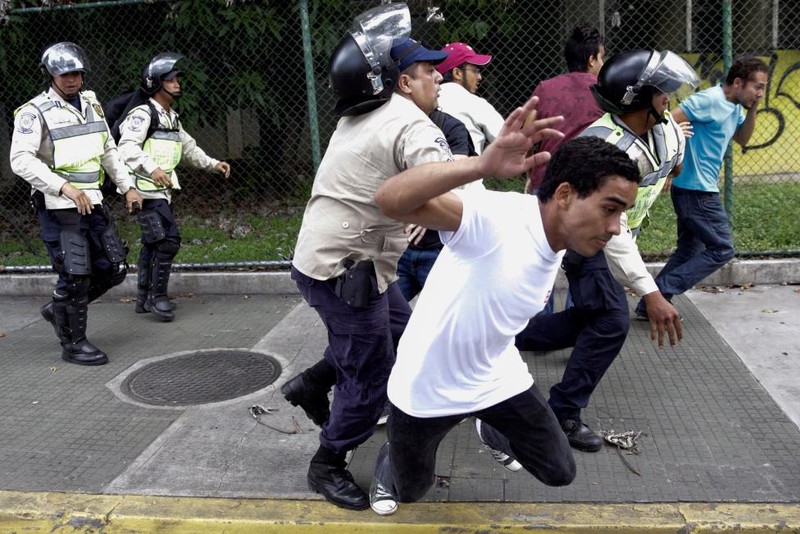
[476,95,564,180]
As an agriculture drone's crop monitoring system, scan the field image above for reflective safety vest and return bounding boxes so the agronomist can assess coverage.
[131,111,182,192]
[25,93,108,190]
[580,113,682,233]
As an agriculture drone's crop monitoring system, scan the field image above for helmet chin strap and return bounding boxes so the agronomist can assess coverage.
[649,103,668,125]
[160,87,182,99]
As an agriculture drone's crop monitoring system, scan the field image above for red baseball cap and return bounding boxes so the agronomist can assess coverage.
[435,42,493,75]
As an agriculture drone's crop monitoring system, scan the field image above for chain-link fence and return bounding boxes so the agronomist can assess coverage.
[2,0,799,267]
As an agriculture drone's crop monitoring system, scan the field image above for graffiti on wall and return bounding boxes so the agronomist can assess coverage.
[684,50,800,177]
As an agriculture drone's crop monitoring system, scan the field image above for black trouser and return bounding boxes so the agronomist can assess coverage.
[39,206,117,298]
[292,267,411,454]
[137,198,180,266]
[515,250,629,422]
[376,386,575,502]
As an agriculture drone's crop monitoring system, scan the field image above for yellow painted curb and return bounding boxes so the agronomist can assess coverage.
[0,491,797,533]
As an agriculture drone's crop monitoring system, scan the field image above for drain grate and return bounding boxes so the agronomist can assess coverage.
[121,350,281,406]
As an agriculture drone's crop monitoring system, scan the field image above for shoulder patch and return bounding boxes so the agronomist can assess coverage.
[127,114,146,132]
[17,112,37,134]
[434,136,454,160]
[92,103,104,118]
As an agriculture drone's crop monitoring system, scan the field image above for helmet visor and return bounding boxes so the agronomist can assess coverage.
[42,42,90,76]
[637,50,700,102]
[350,2,411,72]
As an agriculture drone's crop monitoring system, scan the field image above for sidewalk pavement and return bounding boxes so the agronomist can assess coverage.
[0,259,799,532]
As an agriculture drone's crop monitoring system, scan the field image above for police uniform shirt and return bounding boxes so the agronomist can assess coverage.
[292,93,454,293]
[10,88,135,210]
[581,112,685,297]
[117,98,220,202]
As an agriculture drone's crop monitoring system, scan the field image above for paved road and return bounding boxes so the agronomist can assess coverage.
[0,269,798,531]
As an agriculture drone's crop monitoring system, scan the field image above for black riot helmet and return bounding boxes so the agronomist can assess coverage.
[329,2,411,116]
[591,49,699,118]
[41,42,90,77]
[141,52,184,96]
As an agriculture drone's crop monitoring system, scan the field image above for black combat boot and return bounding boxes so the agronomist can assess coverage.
[281,359,335,426]
[40,299,62,341]
[53,296,108,366]
[135,258,151,314]
[145,256,174,322]
[307,445,368,510]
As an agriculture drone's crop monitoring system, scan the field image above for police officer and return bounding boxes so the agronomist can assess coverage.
[279,4,453,511]
[508,49,699,452]
[117,53,231,322]
[10,42,142,366]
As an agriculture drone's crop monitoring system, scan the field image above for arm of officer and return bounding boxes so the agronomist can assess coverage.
[11,105,95,215]
[604,224,683,347]
[10,106,67,197]
[376,95,563,231]
[100,129,142,214]
[178,126,230,178]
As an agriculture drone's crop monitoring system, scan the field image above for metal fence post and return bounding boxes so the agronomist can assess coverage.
[299,0,321,173]
[722,0,734,221]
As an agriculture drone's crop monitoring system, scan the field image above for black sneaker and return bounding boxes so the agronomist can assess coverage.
[561,418,603,452]
[475,418,522,471]
[281,373,330,427]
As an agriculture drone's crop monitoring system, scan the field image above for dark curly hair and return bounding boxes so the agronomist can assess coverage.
[537,137,641,202]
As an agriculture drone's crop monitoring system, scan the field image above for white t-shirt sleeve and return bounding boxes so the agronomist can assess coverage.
[439,187,504,257]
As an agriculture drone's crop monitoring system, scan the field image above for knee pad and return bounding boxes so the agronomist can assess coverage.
[155,236,181,260]
[87,264,127,303]
[58,231,91,276]
[137,210,166,244]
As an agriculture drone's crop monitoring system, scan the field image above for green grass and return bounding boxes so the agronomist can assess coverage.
[636,182,800,257]
[1,182,799,268]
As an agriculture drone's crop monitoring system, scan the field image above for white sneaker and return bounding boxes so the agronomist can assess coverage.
[370,442,398,515]
[475,418,522,472]
[369,477,397,515]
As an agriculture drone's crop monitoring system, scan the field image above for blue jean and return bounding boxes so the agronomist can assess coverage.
[396,246,441,301]
[291,266,411,454]
[654,186,735,298]
[375,386,575,503]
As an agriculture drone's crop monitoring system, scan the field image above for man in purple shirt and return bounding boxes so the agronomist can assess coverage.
[525,25,605,194]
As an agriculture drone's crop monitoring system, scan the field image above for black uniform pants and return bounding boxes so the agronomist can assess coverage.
[515,250,629,422]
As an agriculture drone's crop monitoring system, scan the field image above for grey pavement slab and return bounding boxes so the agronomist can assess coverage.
[685,284,800,429]
[0,278,798,508]
[0,293,300,494]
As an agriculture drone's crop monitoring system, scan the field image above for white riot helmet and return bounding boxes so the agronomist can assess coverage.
[141,52,184,96]
[41,42,90,77]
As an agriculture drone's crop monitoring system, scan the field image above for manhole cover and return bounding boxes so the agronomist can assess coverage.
[121,350,281,406]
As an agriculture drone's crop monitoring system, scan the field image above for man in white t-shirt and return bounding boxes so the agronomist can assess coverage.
[366,98,642,515]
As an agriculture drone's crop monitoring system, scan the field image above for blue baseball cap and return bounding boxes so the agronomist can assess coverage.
[390,37,449,72]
